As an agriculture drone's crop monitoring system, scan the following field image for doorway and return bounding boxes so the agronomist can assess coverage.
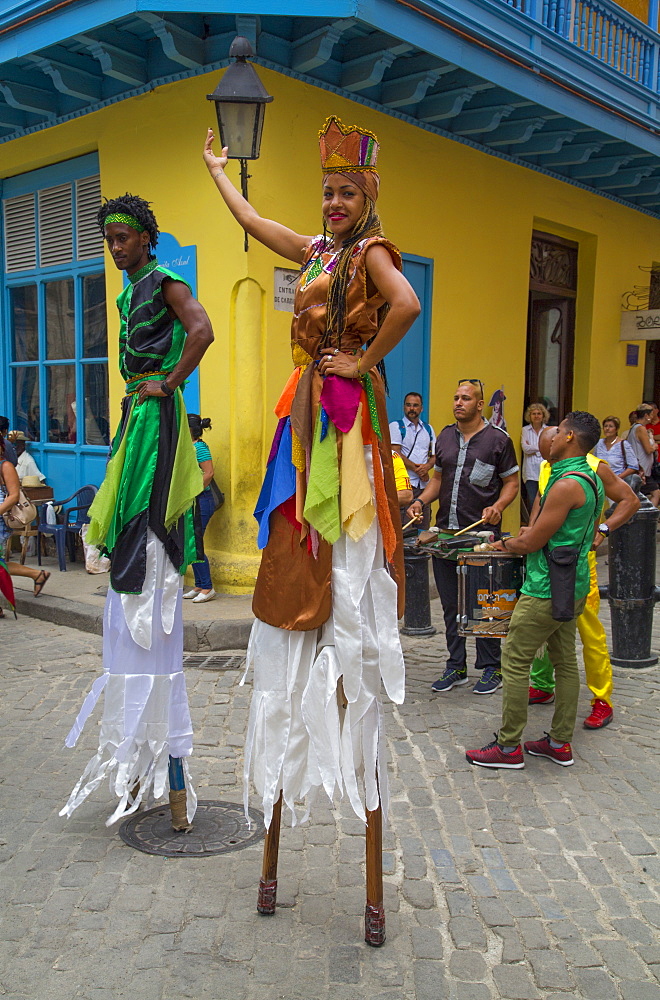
[525,231,578,424]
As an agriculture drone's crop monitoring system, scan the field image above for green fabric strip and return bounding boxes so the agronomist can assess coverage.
[363,373,382,440]
[166,392,204,529]
[303,408,341,544]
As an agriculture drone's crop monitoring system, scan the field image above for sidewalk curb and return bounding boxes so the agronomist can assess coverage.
[13,591,253,651]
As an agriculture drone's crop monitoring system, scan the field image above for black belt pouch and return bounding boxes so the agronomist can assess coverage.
[543,544,579,622]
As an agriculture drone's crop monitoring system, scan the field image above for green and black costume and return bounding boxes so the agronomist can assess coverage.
[87,260,203,594]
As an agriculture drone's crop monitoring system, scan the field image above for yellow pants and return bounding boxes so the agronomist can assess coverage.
[528,551,613,707]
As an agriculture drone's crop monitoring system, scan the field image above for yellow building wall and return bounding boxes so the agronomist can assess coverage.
[613,0,652,26]
[2,67,659,584]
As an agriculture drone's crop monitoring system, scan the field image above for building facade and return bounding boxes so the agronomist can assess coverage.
[1,0,660,590]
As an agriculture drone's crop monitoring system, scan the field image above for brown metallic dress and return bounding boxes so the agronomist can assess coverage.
[252,235,405,629]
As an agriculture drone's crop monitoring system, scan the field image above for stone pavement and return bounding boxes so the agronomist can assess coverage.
[2,590,660,1000]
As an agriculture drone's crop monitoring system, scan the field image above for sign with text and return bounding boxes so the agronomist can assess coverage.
[620,308,660,341]
[274,268,298,312]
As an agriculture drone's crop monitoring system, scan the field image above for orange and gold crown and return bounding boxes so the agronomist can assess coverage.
[318,116,379,173]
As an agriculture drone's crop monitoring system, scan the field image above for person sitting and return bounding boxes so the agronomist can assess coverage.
[7,431,46,484]
[0,434,49,604]
[627,405,660,506]
[592,416,638,479]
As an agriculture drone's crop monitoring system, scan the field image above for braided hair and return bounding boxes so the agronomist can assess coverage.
[97,194,159,255]
[321,196,389,388]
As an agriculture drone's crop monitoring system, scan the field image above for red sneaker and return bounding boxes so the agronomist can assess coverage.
[466,737,524,769]
[524,734,574,766]
[529,686,555,705]
[584,699,613,729]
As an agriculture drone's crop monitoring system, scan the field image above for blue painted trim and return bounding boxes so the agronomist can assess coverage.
[2,152,99,196]
[250,56,660,220]
[0,11,658,220]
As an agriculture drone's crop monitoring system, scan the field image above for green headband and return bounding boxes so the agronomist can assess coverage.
[104,213,145,233]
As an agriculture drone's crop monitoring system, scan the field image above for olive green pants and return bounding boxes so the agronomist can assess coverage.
[499,593,586,747]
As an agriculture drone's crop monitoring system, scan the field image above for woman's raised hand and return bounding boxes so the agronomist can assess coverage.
[203,129,229,174]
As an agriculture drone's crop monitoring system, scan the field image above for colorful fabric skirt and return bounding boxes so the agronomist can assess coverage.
[243,447,405,829]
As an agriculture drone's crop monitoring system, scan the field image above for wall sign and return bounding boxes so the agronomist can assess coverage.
[626,344,639,366]
[274,268,298,312]
[620,308,660,340]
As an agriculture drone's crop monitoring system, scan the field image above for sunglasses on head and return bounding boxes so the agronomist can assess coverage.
[457,378,484,393]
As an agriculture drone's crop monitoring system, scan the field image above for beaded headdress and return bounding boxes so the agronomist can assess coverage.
[318,116,380,201]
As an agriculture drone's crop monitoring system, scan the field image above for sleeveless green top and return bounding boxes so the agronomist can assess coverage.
[116,260,190,380]
[522,456,604,601]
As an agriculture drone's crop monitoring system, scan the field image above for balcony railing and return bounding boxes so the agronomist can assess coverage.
[501,0,658,88]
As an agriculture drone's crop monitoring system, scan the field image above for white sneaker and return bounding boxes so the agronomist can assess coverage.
[191,589,216,603]
[183,589,199,600]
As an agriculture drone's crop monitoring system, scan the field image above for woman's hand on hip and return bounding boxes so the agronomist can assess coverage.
[319,348,361,379]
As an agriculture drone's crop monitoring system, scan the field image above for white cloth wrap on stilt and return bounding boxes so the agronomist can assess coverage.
[60,531,196,826]
[243,448,405,830]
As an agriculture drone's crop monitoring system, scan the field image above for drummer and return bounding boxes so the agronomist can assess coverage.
[407,379,519,695]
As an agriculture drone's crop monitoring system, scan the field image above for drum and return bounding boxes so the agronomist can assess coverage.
[457,552,525,638]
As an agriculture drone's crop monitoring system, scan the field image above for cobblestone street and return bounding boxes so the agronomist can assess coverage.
[2,598,660,1000]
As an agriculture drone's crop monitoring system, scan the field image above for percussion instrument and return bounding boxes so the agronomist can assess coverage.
[457,551,525,637]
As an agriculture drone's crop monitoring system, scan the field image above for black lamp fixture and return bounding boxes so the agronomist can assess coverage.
[207,36,273,248]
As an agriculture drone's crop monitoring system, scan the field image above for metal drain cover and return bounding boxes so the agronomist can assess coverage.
[184,654,246,671]
[119,800,265,857]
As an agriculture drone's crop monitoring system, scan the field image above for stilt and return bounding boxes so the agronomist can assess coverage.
[365,802,385,946]
[168,755,192,832]
[258,790,283,915]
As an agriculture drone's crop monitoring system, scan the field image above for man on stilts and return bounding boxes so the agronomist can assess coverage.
[60,194,214,829]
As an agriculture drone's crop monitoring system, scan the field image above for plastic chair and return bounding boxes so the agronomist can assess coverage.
[37,485,98,572]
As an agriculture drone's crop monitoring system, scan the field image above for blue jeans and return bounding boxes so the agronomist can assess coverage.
[192,489,214,590]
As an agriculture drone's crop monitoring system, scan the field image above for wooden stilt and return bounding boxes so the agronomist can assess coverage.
[258,790,283,915]
[168,755,192,832]
[365,802,385,947]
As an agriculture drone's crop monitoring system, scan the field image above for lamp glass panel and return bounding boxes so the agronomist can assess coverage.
[216,102,260,158]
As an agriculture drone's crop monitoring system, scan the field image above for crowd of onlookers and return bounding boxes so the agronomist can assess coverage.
[521,399,660,510]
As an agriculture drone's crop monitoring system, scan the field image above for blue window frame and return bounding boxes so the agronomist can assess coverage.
[385,254,434,424]
[1,153,109,499]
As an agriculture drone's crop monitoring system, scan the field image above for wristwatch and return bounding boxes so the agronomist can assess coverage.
[597,522,610,537]
[160,380,174,397]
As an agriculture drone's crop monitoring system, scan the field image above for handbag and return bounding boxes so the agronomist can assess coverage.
[208,477,225,512]
[3,488,37,531]
[541,472,599,622]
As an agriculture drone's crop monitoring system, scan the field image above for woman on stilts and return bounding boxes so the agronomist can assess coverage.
[203,116,419,944]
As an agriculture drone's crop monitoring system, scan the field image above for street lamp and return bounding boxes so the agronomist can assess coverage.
[207,36,273,250]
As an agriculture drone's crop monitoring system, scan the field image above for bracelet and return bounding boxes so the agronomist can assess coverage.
[160,380,174,397]
[356,357,362,378]
[501,536,508,550]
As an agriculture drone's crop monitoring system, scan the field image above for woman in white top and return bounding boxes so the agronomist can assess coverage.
[520,402,549,508]
[593,416,638,478]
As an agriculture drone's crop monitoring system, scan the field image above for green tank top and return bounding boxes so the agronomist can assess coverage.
[522,456,604,601]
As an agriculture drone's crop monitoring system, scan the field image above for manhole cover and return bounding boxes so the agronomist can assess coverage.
[183,654,246,671]
[119,800,265,857]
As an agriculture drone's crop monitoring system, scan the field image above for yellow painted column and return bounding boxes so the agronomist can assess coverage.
[205,276,266,592]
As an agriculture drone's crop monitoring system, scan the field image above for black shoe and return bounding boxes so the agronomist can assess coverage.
[431,666,469,692]
[473,666,503,695]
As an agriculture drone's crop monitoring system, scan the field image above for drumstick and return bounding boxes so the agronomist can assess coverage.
[402,513,423,531]
[453,517,486,538]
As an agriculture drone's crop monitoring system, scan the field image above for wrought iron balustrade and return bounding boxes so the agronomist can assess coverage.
[500,0,658,89]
